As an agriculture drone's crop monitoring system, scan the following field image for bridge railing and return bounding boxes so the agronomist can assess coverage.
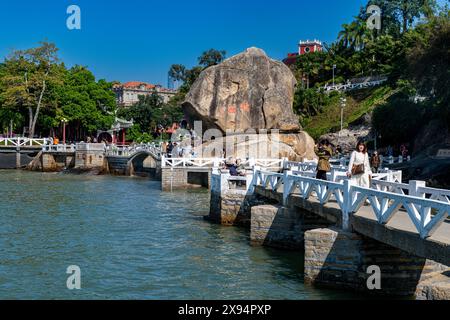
[162,157,286,169]
[250,168,450,239]
[42,144,76,153]
[417,185,450,204]
[105,144,162,157]
[162,157,224,168]
[0,137,49,147]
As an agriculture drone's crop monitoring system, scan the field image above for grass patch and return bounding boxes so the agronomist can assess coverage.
[303,86,396,140]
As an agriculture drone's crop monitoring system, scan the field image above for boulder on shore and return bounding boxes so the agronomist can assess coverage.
[183,47,300,133]
[182,47,316,160]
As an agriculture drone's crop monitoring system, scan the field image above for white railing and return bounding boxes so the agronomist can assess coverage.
[211,172,255,196]
[0,137,49,147]
[42,144,76,153]
[382,155,411,165]
[105,144,162,158]
[161,157,286,169]
[323,77,388,92]
[417,185,450,204]
[162,157,223,168]
[250,168,450,239]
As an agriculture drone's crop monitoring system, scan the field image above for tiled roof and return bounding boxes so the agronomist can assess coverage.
[122,81,156,89]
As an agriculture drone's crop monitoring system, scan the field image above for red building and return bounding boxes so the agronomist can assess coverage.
[283,39,324,66]
[299,39,323,55]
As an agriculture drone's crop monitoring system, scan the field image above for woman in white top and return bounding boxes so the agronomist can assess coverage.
[347,141,372,188]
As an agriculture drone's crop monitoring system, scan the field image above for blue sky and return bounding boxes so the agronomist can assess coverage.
[2,0,377,85]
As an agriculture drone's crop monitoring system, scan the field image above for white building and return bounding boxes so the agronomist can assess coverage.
[113,81,177,107]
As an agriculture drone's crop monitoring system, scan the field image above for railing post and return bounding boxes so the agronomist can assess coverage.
[282,157,289,171]
[282,170,293,206]
[409,180,426,198]
[161,155,166,168]
[249,158,256,169]
[252,166,261,186]
[342,179,352,231]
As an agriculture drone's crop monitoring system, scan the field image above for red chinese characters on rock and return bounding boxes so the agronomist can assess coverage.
[227,105,237,114]
[240,102,250,113]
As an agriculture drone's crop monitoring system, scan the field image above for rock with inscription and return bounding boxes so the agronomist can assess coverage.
[183,47,300,133]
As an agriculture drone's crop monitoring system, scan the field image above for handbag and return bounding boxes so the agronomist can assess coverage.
[352,163,365,175]
[351,153,366,176]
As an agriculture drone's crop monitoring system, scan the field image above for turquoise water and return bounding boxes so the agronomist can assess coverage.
[0,170,358,299]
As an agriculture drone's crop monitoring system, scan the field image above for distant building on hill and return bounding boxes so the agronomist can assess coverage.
[113,81,177,107]
[283,39,324,66]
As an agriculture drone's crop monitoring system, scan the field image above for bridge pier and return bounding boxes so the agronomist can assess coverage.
[208,172,265,226]
[15,147,21,169]
[210,167,450,299]
[74,143,106,171]
[250,205,333,249]
[162,167,211,191]
[304,227,448,297]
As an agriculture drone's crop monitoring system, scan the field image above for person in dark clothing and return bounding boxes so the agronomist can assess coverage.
[314,140,333,181]
[166,142,174,158]
[370,151,381,174]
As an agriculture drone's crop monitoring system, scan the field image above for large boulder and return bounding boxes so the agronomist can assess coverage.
[183,47,300,133]
[195,131,316,162]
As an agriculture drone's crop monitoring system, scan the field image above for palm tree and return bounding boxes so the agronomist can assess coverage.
[338,19,368,51]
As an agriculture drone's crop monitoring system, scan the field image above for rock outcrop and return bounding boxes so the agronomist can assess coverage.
[183,47,300,133]
[319,125,373,154]
[182,47,316,160]
[196,132,316,162]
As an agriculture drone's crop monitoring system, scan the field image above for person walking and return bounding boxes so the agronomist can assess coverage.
[370,151,381,174]
[347,141,372,188]
[314,140,333,181]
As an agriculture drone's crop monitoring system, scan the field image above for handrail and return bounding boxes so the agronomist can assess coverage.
[250,168,450,239]
[0,137,49,147]
[42,144,76,153]
[161,157,285,169]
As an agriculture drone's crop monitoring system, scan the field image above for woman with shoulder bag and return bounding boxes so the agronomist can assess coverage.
[347,140,372,188]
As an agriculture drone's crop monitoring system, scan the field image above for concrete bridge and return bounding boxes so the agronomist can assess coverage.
[209,163,450,299]
[0,137,49,169]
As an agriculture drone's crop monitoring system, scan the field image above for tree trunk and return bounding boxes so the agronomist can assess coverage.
[402,0,409,33]
[30,74,48,139]
[28,107,33,137]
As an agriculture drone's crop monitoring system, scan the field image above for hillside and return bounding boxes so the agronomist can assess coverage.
[301,86,397,140]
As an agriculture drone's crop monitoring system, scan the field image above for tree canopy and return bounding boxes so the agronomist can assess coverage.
[0,43,117,140]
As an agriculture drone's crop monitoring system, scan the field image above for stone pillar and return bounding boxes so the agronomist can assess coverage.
[208,172,261,227]
[250,205,303,249]
[16,147,21,169]
[41,153,58,172]
[74,143,106,171]
[161,168,188,191]
[304,228,448,297]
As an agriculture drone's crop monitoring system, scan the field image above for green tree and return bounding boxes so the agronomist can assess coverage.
[198,49,226,68]
[405,15,450,121]
[55,65,116,140]
[389,0,437,33]
[1,42,61,137]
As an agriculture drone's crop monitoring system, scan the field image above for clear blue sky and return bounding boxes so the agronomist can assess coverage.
[2,0,374,85]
